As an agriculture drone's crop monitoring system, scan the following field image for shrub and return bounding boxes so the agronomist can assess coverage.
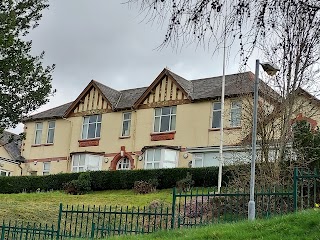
[63,180,78,195]
[176,172,195,192]
[0,166,232,194]
[64,172,92,195]
[133,178,158,194]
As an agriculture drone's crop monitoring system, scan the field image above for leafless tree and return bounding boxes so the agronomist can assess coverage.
[130,0,320,186]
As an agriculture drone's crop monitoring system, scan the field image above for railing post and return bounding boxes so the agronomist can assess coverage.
[171,187,176,229]
[293,168,298,212]
[90,222,95,239]
[56,203,63,240]
[1,223,5,240]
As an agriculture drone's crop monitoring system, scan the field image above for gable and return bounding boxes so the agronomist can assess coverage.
[66,82,113,117]
[135,69,192,109]
[141,75,189,108]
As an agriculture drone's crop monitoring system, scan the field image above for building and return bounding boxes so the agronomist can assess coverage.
[0,131,24,176]
[7,68,319,176]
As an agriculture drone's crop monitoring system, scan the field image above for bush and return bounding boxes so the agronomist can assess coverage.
[0,166,232,194]
[133,178,159,194]
[176,172,195,192]
[64,172,92,195]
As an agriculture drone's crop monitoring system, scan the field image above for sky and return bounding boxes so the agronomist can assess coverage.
[11,0,258,133]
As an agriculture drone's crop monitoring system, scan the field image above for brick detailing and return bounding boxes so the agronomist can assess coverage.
[150,132,175,141]
[291,113,317,130]
[109,152,135,170]
[26,157,67,163]
[78,139,100,147]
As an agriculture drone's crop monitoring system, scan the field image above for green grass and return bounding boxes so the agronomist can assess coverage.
[104,210,320,240]
[0,189,172,224]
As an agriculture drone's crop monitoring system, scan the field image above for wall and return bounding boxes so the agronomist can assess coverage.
[0,160,21,176]
[21,95,248,174]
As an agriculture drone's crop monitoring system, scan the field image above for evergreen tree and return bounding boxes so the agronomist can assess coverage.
[0,0,55,132]
[293,120,320,170]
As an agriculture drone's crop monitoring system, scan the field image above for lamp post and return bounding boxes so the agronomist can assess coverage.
[248,59,279,221]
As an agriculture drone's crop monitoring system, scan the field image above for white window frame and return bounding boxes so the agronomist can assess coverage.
[34,122,43,145]
[121,112,132,137]
[46,121,56,144]
[81,115,102,140]
[230,101,242,127]
[212,102,221,129]
[116,157,131,170]
[43,162,50,175]
[144,149,178,169]
[192,153,204,168]
[72,154,102,172]
[153,106,177,133]
[0,170,11,176]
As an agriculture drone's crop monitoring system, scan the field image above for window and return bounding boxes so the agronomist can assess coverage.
[0,170,11,176]
[34,122,43,144]
[121,112,131,137]
[230,101,242,127]
[46,121,55,144]
[72,154,102,172]
[144,149,177,169]
[43,162,50,175]
[212,102,221,128]
[193,153,204,168]
[116,157,131,170]
[154,106,176,133]
[81,115,102,139]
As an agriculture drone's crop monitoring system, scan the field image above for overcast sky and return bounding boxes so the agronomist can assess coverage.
[11,0,259,133]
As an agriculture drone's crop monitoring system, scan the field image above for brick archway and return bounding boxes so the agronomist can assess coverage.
[109,153,135,170]
[291,113,317,130]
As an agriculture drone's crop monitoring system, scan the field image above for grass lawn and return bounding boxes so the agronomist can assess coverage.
[104,209,320,240]
[0,189,172,224]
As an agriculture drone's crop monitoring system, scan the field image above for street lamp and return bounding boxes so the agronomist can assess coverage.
[248,59,279,221]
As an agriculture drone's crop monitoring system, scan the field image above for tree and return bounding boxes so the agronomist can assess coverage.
[0,0,55,133]
[293,120,320,170]
[131,0,320,186]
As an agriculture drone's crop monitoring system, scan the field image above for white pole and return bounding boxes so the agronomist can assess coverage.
[217,15,227,193]
[248,59,260,220]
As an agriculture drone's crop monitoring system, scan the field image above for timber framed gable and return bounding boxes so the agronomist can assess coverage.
[134,68,193,109]
[64,80,116,117]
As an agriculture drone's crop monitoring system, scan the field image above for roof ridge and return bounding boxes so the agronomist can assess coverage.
[191,71,252,82]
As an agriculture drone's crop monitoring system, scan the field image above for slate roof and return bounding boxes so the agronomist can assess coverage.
[0,131,24,162]
[115,87,148,109]
[93,81,121,108]
[167,70,194,98]
[24,70,279,122]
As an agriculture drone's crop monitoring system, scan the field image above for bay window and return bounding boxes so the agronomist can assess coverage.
[144,148,178,169]
[72,154,102,172]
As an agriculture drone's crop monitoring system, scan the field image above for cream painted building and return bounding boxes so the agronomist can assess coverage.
[12,68,319,176]
[0,131,23,176]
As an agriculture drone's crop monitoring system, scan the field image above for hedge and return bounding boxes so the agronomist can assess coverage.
[0,166,232,194]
